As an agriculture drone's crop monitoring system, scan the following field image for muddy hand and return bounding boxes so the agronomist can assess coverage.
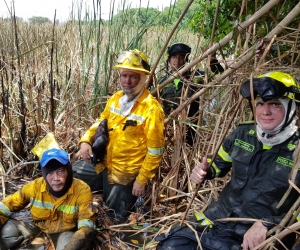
[77,142,93,162]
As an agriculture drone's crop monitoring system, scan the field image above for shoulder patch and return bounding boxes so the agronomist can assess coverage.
[248,129,256,135]
[287,143,296,151]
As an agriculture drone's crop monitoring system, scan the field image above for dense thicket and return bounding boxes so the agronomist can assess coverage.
[0,1,300,248]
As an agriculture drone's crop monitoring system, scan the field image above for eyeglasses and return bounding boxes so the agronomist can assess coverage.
[240,77,298,102]
[117,51,150,71]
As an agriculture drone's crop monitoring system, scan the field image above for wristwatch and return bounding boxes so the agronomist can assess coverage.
[261,217,274,230]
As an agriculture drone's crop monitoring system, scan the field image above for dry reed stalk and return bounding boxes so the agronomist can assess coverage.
[152,0,281,99]
[168,115,184,197]
[180,97,243,225]
[150,181,157,224]
[276,139,300,210]
[258,222,300,250]
[49,12,56,133]
[207,96,230,155]
[0,161,6,199]
[0,1,299,249]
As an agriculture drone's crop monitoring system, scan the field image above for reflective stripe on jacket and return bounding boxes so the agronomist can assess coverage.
[80,88,165,186]
[204,122,300,230]
[158,70,204,116]
[0,178,95,234]
[194,211,213,228]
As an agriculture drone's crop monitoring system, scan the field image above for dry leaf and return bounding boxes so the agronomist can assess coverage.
[131,239,139,244]
[31,237,45,245]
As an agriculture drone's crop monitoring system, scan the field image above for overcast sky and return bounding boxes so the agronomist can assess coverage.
[0,0,172,21]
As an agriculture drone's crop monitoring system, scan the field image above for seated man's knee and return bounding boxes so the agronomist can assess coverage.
[52,231,74,250]
[0,220,25,249]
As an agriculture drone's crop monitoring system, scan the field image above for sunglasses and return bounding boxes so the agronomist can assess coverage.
[117,51,150,71]
[240,77,299,102]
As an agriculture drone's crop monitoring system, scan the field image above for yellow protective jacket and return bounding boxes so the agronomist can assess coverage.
[0,178,95,236]
[80,88,165,186]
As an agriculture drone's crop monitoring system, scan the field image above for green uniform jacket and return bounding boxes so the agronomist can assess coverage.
[205,122,300,231]
[80,88,165,186]
[158,70,204,115]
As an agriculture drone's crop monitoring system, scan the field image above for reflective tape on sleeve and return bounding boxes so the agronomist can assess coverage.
[78,219,95,229]
[194,212,213,228]
[210,161,221,178]
[218,145,232,162]
[0,202,13,216]
[148,147,164,156]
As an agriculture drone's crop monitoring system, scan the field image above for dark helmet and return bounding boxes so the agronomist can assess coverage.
[167,43,191,62]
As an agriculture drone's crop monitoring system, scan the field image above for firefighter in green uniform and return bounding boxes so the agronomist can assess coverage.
[159,43,224,145]
[156,72,300,250]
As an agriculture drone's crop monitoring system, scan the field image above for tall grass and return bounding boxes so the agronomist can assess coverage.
[0,0,199,170]
[1,1,300,249]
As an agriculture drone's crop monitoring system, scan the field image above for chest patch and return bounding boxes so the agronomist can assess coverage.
[234,139,255,152]
[276,156,294,168]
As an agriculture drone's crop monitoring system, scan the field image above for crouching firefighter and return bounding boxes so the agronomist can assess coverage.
[155,72,300,250]
[0,148,95,250]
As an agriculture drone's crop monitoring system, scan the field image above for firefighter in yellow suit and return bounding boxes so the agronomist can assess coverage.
[0,148,95,250]
[74,49,165,218]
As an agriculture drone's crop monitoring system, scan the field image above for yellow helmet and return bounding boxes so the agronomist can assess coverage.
[240,71,300,102]
[114,49,151,75]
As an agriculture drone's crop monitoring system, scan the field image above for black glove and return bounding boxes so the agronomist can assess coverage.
[91,119,108,164]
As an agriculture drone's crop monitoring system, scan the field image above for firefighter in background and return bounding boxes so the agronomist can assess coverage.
[74,49,165,219]
[158,43,224,145]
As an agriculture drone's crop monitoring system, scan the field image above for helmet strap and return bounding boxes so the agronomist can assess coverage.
[141,60,150,72]
[165,61,169,73]
[248,99,254,117]
[279,99,295,132]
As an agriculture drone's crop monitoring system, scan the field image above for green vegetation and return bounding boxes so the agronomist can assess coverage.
[28,16,51,24]
[110,0,199,29]
[190,0,300,54]
[0,2,200,164]
[111,7,160,26]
